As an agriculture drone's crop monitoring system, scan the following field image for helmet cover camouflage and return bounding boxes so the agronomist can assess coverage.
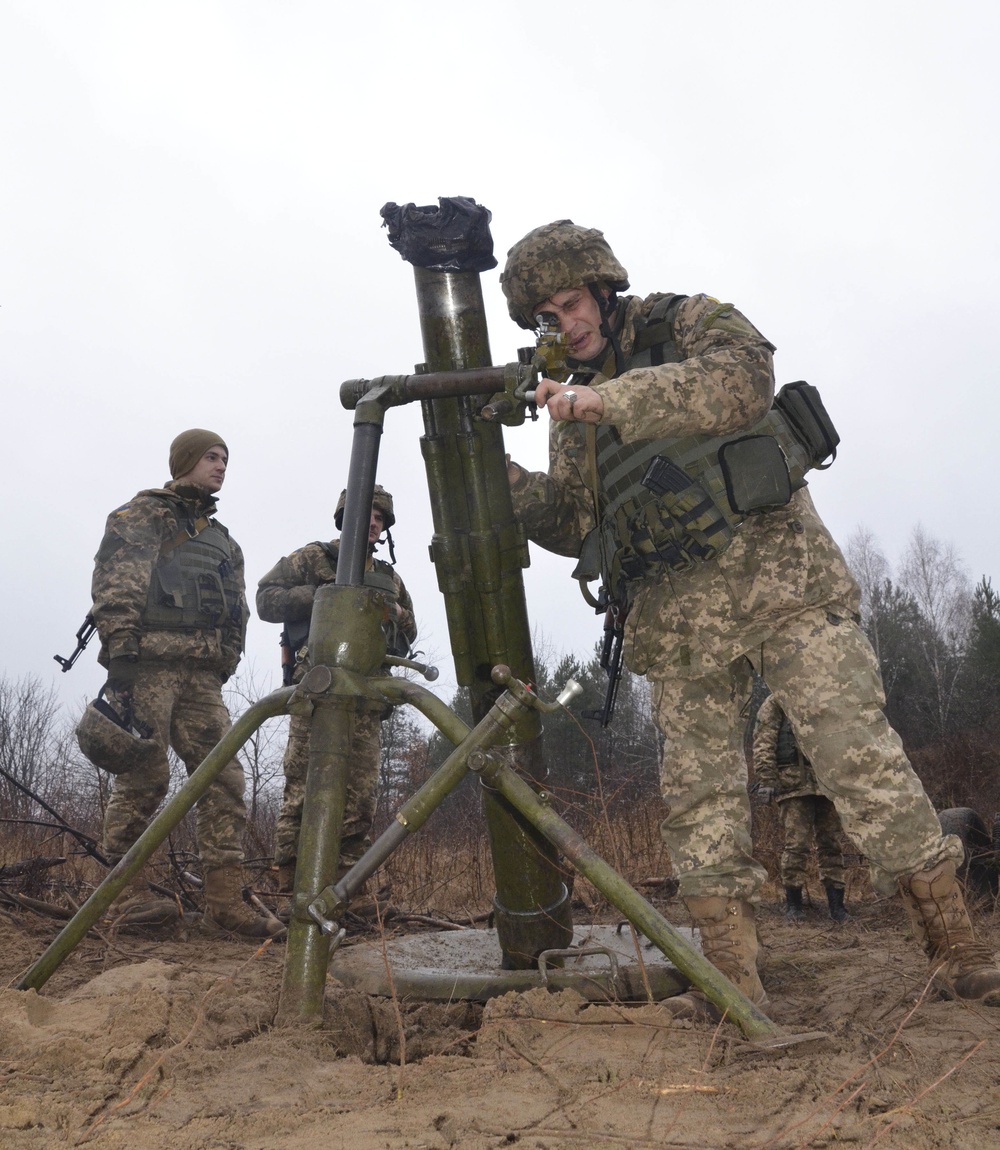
[500,220,630,329]
[335,484,396,531]
[76,696,159,775]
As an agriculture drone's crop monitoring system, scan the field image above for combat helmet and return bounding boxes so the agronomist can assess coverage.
[334,484,396,531]
[500,220,630,329]
[75,690,158,775]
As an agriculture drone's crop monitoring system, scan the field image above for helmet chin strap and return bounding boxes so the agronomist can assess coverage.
[373,528,397,565]
[588,284,626,376]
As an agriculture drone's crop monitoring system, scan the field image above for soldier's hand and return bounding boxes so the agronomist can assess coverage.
[534,378,604,424]
[106,655,139,694]
[754,786,775,805]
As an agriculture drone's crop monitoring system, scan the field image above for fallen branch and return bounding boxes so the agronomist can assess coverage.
[0,855,66,881]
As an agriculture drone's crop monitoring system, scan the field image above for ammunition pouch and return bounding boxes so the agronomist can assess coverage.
[590,380,839,601]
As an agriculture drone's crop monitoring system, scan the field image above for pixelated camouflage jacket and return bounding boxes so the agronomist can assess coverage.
[752,693,820,799]
[255,538,417,651]
[510,292,860,679]
[91,482,248,676]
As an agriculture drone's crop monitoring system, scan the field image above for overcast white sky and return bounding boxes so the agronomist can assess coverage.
[3,1,998,720]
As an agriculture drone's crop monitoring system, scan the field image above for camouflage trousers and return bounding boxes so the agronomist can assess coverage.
[103,662,246,868]
[273,708,381,871]
[778,794,848,889]
[651,604,961,900]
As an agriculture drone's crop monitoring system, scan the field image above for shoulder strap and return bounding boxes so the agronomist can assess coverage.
[149,491,213,557]
[632,294,688,366]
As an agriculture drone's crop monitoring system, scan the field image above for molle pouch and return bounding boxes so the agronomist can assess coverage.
[718,435,792,514]
[571,529,603,584]
[195,572,226,626]
[151,555,185,609]
[641,455,733,562]
[774,381,839,469]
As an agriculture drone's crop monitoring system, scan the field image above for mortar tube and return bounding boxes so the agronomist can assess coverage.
[472,752,782,1042]
[17,687,294,992]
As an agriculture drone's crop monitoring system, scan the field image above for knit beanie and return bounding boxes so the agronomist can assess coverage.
[168,429,228,480]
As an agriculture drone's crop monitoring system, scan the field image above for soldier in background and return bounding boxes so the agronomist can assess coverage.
[752,691,850,922]
[500,219,1000,1018]
[256,485,416,894]
[87,428,284,938]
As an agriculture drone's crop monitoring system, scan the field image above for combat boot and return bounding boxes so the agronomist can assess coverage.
[204,866,286,939]
[664,896,769,1021]
[824,882,849,923]
[898,859,1000,1005]
[784,885,806,921]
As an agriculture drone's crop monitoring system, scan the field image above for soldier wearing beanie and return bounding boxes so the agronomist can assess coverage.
[84,429,284,939]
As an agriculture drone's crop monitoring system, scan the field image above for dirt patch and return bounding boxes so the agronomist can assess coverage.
[1,896,999,1149]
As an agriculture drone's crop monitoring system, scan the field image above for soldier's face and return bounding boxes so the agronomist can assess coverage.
[534,285,607,362]
[369,508,385,544]
[178,446,228,493]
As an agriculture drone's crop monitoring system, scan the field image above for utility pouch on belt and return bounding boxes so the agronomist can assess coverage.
[773,380,839,469]
[718,435,793,514]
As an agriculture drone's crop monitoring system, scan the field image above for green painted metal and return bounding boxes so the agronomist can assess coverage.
[276,584,391,1024]
[465,699,783,1041]
[16,687,294,992]
[406,255,572,968]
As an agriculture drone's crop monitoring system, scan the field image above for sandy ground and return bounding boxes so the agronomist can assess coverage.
[1,891,999,1150]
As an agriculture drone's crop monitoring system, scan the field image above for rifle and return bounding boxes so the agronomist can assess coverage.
[583,603,626,728]
[54,614,97,672]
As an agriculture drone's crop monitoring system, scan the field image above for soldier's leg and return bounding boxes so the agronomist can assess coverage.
[651,660,767,902]
[340,710,381,869]
[274,712,310,872]
[170,667,246,870]
[756,610,1000,1001]
[754,607,960,886]
[101,663,175,862]
[778,796,814,890]
[813,795,848,888]
[172,667,283,938]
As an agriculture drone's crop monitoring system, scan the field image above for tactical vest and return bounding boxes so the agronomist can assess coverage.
[143,504,242,632]
[580,295,840,601]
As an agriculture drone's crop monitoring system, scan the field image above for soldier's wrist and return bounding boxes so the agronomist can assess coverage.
[108,632,140,660]
[508,461,530,494]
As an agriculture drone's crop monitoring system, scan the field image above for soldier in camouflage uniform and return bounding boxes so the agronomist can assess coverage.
[256,485,416,893]
[500,220,1000,1015]
[752,691,850,922]
[89,428,284,938]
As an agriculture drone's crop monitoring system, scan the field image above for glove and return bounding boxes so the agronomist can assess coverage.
[753,786,775,805]
[106,655,139,694]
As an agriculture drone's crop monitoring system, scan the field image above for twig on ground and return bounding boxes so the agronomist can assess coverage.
[73,937,276,1145]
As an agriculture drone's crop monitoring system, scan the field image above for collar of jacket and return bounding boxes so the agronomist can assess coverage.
[165,481,219,516]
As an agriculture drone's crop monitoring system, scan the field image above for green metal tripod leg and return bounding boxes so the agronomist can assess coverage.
[17,687,294,992]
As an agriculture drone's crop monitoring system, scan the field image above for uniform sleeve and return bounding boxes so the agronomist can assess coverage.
[392,572,418,645]
[751,694,782,787]
[90,497,172,660]
[509,420,597,558]
[220,535,249,674]
[255,545,331,623]
[594,294,775,441]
